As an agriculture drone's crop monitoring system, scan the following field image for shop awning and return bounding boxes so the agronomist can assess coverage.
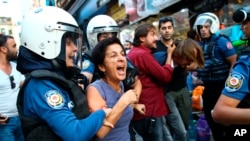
[74,0,109,26]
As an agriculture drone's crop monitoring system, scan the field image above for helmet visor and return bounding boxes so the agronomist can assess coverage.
[195,18,212,26]
[60,31,83,67]
[92,26,120,34]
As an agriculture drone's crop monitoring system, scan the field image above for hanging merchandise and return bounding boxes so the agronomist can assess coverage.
[152,0,181,10]
[136,0,159,17]
[124,0,139,22]
[196,113,211,141]
[152,0,171,9]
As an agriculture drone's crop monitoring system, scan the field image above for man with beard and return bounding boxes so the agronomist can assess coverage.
[127,23,175,141]
[0,35,25,141]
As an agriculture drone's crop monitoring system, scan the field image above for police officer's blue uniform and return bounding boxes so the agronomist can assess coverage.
[81,56,95,75]
[17,46,107,141]
[23,78,105,141]
[198,34,237,141]
[221,51,250,140]
[222,54,250,102]
[198,34,236,81]
[16,6,108,141]
[213,5,250,140]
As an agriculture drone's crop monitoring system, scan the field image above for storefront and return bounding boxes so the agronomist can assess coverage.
[116,0,189,44]
[66,0,249,48]
[118,0,250,45]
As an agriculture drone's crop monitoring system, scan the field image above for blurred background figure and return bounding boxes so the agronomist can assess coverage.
[124,40,133,54]
[0,34,25,141]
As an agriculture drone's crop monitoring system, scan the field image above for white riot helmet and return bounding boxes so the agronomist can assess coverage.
[21,6,82,60]
[193,12,220,34]
[86,15,120,49]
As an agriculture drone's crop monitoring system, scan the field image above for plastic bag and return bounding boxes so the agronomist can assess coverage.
[196,113,211,141]
[192,86,204,111]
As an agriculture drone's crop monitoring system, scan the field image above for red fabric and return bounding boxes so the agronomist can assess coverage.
[127,45,173,120]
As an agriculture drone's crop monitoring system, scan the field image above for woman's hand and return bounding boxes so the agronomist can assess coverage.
[122,89,138,105]
[102,107,114,128]
[133,104,146,115]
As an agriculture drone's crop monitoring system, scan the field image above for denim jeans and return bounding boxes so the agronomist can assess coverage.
[165,93,187,141]
[168,87,191,130]
[131,116,173,141]
[0,116,24,141]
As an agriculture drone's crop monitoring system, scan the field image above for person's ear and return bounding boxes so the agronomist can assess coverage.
[0,46,7,53]
[98,64,106,73]
[139,36,146,43]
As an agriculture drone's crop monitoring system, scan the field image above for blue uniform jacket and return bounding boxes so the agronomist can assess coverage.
[200,34,236,60]
[17,47,106,141]
[222,55,250,100]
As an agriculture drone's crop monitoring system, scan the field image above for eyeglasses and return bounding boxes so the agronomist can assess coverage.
[159,16,173,23]
[9,75,16,89]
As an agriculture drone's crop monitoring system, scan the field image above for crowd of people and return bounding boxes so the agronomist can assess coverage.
[1,4,250,141]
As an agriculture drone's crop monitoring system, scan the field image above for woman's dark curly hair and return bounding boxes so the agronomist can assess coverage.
[92,37,125,78]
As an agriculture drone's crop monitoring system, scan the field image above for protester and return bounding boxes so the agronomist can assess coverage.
[16,6,112,141]
[87,37,145,140]
[82,15,141,93]
[84,14,143,141]
[124,40,133,54]
[0,35,25,141]
[127,23,175,141]
[153,37,204,141]
[152,16,188,140]
[152,16,202,141]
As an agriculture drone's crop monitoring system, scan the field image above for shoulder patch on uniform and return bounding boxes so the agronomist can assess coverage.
[226,42,233,49]
[225,72,244,92]
[82,60,91,69]
[45,90,64,109]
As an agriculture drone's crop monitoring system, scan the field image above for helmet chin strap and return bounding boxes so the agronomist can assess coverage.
[52,59,63,70]
[51,59,85,81]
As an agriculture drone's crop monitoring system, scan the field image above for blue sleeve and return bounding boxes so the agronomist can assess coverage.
[23,79,105,141]
[152,51,167,66]
[81,57,95,74]
[186,72,194,91]
[222,57,250,100]
[217,37,236,58]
